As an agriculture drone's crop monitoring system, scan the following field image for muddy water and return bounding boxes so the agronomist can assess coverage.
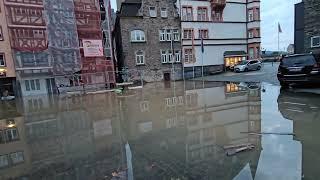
[0,81,319,180]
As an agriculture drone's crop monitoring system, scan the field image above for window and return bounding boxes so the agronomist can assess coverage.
[168,50,173,63]
[161,50,167,63]
[131,30,145,42]
[166,29,172,41]
[184,48,193,63]
[25,79,41,91]
[249,48,254,59]
[248,9,254,21]
[160,29,179,41]
[255,8,260,20]
[212,11,222,22]
[159,29,166,41]
[173,29,180,41]
[199,29,209,39]
[256,28,260,37]
[161,8,167,18]
[197,7,208,21]
[140,101,149,112]
[10,152,24,165]
[136,51,145,65]
[182,6,193,21]
[256,47,260,58]
[6,128,19,141]
[183,29,194,39]
[175,50,181,62]
[0,53,5,66]
[149,6,157,17]
[311,36,320,48]
[0,155,9,168]
[0,26,3,41]
[248,31,253,38]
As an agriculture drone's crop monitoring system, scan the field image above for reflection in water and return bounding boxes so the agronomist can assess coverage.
[0,81,262,179]
[278,89,320,180]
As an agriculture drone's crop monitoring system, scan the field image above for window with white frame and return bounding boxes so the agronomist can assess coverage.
[183,29,193,39]
[182,7,193,21]
[10,152,24,165]
[197,7,208,21]
[161,50,167,63]
[0,155,9,168]
[149,6,157,17]
[131,30,146,42]
[311,36,320,48]
[166,29,172,41]
[6,128,19,141]
[184,48,193,63]
[168,50,173,63]
[175,50,181,62]
[173,29,180,41]
[0,53,5,66]
[159,29,166,41]
[248,9,254,21]
[136,51,145,65]
[199,29,209,39]
[25,79,41,91]
[248,30,253,38]
[140,101,149,112]
[161,8,167,18]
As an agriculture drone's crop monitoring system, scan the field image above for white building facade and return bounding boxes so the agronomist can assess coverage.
[179,0,261,77]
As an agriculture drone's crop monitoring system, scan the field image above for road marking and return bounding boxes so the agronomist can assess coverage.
[286,108,304,113]
[283,102,307,106]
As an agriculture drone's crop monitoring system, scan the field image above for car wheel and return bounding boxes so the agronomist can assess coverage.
[244,68,249,72]
[257,66,261,70]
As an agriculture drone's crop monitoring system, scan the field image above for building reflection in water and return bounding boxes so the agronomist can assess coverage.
[0,81,262,180]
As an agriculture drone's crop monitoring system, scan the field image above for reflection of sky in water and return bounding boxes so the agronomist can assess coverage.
[255,83,302,180]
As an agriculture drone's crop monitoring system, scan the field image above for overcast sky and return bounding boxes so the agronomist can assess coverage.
[110,0,302,51]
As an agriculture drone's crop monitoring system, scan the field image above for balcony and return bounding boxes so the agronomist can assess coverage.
[211,0,226,11]
[5,0,43,5]
[6,6,45,26]
[9,28,48,51]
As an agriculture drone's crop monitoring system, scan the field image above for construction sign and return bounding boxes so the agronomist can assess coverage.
[83,40,104,57]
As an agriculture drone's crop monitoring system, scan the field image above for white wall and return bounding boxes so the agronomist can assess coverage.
[223,3,247,22]
[20,78,48,96]
[248,21,260,29]
[180,0,247,22]
[182,22,247,39]
[227,0,246,3]
[247,2,260,9]
[183,44,247,67]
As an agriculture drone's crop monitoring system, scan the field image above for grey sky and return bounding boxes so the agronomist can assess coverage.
[110,0,302,51]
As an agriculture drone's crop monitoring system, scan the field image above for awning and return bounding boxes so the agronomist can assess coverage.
[224,51,247,57]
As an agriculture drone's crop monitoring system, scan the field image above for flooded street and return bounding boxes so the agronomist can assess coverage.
[0,81,319,180]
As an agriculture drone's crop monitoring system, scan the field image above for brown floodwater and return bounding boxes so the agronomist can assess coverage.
[0,81,319,180]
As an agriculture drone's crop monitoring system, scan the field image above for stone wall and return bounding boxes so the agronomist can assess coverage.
[118,0,183,82]
[304,0,320,53]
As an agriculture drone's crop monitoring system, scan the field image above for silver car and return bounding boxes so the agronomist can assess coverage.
[234,60,262,73]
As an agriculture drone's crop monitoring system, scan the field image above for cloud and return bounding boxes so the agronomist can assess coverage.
[261,0,302,51]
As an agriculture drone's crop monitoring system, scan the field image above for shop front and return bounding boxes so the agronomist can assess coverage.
[224,51,247,70]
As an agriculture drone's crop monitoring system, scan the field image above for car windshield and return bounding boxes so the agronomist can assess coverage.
[282,55,316,66]
[238,61,249,65]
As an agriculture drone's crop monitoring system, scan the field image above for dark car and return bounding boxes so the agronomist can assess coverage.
[277,54,320,87]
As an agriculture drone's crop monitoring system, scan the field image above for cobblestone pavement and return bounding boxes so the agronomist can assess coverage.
[195,62,280,85]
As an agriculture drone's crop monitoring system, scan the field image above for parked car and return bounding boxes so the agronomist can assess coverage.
[277,54,320,87]
[234,60,262,73]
